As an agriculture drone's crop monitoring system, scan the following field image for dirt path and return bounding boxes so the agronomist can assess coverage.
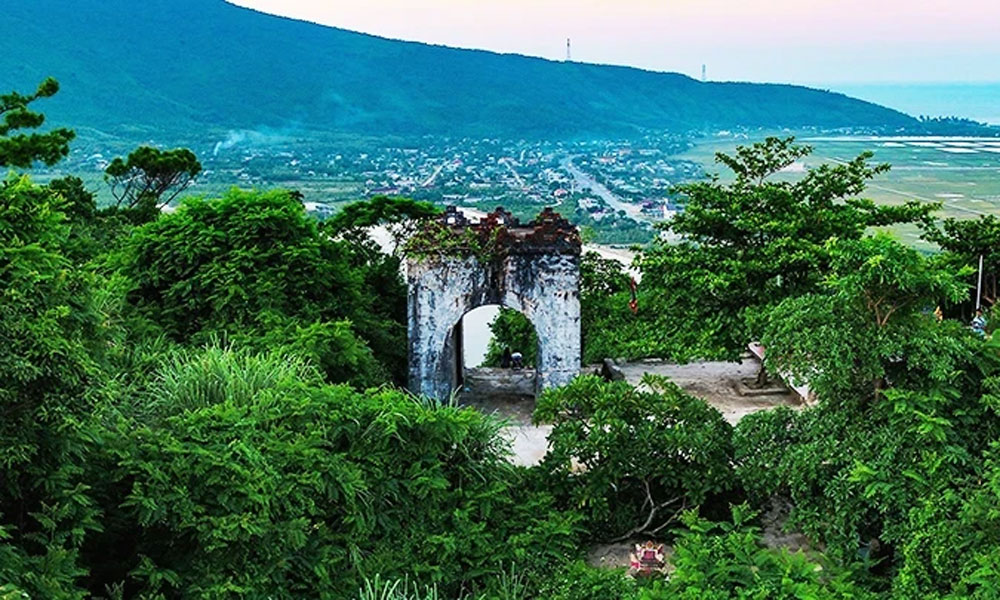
[617,359,801,425]
[461,359,801,467]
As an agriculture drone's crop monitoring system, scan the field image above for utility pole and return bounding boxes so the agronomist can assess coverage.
[702,64,707,82]
[977,254,985,310]
[566,38,571,62]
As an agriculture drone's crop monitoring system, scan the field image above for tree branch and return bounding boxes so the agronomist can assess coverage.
[610,490,683,543]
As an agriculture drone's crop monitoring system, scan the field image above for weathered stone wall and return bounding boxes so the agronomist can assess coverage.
[407,252,581,400]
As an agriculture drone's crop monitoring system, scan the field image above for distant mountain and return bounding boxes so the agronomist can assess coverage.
[2,0,918,140]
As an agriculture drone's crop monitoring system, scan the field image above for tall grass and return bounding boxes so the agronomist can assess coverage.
[136,343,321,421]
[357,575,443,600]
[357,566,528,600]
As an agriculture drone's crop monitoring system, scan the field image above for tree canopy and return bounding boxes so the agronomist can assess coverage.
[104,145,202,212]
[0,78,75,168]
[634,136,936,360]
[752,234,969,399]
[922,214,1000,313]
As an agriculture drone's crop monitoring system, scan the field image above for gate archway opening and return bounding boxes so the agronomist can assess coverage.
[456,304,539,400]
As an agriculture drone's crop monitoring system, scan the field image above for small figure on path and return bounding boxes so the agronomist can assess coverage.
[511,351,524,370]
[972,309,988,338]
[500,347,512,369]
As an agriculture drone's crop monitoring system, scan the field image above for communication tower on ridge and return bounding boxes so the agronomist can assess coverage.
[566,38,571,62]
[702,64,707,82]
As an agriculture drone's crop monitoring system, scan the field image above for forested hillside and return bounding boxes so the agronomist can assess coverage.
[1,0,918,139]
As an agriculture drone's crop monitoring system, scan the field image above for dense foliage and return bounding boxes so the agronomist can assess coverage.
[651,505,874,600]
[734,237,1000,594]
[588,137,936,362]
[117,188,402,387]
[535,376,734,540]
[0,175,102,597]
[87,347,580,598]
[578,251,634,364]
[751,234,969,399]
[5,88,1000,599]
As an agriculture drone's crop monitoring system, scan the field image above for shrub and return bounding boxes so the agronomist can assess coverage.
[0,176,104,598]
[535,375,734,540]
[734,340,1000,573]
[94,346,580,597]
[535,561,637,600]
[642,505,874,600]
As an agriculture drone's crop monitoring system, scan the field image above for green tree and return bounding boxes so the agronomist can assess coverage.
[104,145,202,214]
[735,236,999,585]
[482,308,538,368]
[922,214,1000,314]
[325,197,439,383]
[0,78,75,168]
[578,251,634,363]
[118,188,402,386]
[325,195,440,255]
[535,375,734,540]
[636,137,935,361]
[752,234,969,400]
[0,176,102,598]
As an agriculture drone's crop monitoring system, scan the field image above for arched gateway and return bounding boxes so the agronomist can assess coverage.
[407,207,581,400]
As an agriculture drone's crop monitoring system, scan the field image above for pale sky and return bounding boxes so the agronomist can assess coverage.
[230,0,1000,84]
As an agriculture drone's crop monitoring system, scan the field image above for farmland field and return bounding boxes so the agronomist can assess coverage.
[676,133,1000,248]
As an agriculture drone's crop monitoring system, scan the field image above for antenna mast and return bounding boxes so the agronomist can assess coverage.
[566,38,571,62]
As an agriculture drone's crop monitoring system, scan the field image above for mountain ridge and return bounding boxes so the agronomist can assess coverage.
[1,0,918,140]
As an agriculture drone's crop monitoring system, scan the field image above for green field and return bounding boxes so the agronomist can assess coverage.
[677,133,1000,248]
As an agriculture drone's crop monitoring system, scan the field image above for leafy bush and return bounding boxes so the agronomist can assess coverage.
[734,336,1000,576]
[893,439,1000,599]
[117,189,405,385]
[535,375,734,540]
[641,505,874,600]
[0,175,103,598]
[92,346,580,597]
[232,312,389,388]
[121,188,362,339]
[535,561,637,600]
[750,235,969,400]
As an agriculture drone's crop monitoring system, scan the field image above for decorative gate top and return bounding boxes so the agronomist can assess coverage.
[407,206,581,258]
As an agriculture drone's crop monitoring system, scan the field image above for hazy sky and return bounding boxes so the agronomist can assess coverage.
[230,0,1000,84]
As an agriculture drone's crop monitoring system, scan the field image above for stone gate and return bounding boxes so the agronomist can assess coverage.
[407,207,582,400]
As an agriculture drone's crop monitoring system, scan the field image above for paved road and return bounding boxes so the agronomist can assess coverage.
[561,155,647,222]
